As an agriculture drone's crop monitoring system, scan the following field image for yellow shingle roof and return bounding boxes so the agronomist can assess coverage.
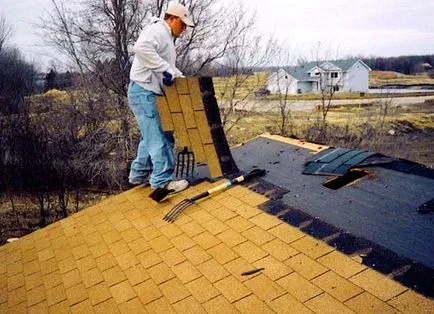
[1,182,433,313]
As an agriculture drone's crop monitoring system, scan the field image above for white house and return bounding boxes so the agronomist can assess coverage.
[267,59,371,94]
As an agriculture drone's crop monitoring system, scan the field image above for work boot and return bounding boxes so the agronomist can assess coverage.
[148,179,190,203]
[165,179,189,194]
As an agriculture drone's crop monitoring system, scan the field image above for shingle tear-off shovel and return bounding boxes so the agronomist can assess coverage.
[163,169,267,223]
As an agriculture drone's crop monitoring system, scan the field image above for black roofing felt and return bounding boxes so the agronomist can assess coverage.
[232,137,434,297]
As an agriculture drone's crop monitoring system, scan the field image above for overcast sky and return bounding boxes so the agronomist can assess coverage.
[2,0,433,70]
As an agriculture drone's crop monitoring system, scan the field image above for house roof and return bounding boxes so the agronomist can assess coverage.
[278,59,370,82]
[1,135,433,313]
[232,134,434,292]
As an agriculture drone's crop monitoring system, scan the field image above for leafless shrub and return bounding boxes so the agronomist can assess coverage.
[218,34,278,133]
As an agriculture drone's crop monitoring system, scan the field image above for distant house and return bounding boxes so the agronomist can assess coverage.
[267,59,371,94]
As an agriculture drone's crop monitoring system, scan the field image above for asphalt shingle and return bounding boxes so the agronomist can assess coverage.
[1,182,433,313]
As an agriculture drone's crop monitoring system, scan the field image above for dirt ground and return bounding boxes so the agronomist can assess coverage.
[371,131,434,168]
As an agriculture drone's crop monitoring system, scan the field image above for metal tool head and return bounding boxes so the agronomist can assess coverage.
[176,146,195,178]
[163,198,194,223]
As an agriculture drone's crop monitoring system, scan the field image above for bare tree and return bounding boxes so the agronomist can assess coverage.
[268,48,299,136]
[41,0,149,95]
[0,17,36,115]
[40,0,267,81]
[216,33,278,133]
[176,1,263,76]
[316,67,342,134]
[193,3,279,132]
[276,75,295,136]
[0,48,37,115]
[311,44,340,127]
[302,42,346,142]
[0,15,13,53]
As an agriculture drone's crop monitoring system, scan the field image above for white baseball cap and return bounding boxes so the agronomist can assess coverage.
[165,2,194,27]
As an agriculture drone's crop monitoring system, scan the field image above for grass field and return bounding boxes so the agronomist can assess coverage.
[213,72,269,100]
[213,71,434,101]
[369,71,434,87]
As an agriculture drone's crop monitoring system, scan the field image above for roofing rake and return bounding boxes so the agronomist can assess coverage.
[176,146,195,178]
[163,169,266,223]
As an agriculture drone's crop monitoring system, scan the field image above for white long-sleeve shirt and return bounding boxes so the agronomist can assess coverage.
[130,17,183,95]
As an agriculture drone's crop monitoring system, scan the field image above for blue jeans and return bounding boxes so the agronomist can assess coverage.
[128,81,175,188]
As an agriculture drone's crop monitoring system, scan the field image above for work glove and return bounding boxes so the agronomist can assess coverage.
[162,70,174,86]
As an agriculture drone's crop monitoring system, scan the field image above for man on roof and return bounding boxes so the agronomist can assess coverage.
[128,2,195,194]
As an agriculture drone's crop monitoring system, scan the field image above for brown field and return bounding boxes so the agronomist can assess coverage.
[225,99,434,168]
[213,71,434,101]
[369,71,434,87]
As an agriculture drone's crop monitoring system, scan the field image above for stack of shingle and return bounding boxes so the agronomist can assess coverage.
[156,77,238,178]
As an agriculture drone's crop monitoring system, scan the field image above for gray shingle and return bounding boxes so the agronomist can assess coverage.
[282,59,360,81]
